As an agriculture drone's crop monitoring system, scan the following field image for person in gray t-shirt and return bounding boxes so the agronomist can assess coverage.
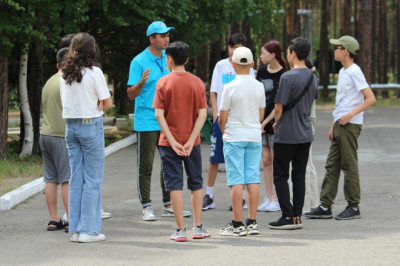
[269,37,318,230]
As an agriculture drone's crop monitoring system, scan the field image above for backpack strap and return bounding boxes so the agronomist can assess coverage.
[283,73,314,113]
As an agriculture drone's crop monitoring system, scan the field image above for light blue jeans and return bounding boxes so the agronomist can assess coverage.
[66,116,104,235]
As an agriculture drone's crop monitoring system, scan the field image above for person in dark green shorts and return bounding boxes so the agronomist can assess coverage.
[305,36,376,220]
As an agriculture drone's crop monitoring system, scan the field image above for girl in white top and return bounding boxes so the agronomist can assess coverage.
[60,33,112,243]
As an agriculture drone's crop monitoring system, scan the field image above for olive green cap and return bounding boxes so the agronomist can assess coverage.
[330,36,359,55]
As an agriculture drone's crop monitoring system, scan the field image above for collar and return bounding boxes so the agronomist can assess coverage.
[235,74,253,80]
[145,47,166,61]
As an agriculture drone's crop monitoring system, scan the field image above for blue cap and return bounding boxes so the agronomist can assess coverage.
[146,21,175,37]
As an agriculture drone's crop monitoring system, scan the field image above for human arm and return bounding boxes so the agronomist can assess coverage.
[183,108,208,156]
[210,92,218,123]
[338,87,376,125]
[155,109,185,156]
[218,110,228,134]
[328,122,334,142]
[127,68,150,100]
[261,108,275,132]
[272,103,283,132]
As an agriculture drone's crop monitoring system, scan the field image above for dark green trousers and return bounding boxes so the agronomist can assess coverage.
[136,131,170,207]
[320,121,362,208]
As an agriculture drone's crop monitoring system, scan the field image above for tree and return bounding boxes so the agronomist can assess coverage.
[357,0,373,84]
[378,0,388,85]
[319,0,330,101]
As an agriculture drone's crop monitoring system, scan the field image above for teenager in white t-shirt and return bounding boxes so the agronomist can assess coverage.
[218,47,265,236]
[203,33,255,211]
[305,36,376,220]
[60,33,112,243]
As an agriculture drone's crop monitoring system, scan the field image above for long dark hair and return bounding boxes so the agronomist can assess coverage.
[61,33,99,85]
[263,40,287,70]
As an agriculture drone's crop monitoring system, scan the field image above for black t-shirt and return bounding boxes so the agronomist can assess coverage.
[256,66,286,134]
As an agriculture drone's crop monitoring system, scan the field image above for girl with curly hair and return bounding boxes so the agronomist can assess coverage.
[60,33,112,243]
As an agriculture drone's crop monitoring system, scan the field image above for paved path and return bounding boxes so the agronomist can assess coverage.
[1,107,399,265]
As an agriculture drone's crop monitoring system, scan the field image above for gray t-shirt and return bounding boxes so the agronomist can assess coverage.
[274,68,319,144]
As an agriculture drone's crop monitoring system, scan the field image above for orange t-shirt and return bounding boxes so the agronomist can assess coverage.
[153,72,208,147]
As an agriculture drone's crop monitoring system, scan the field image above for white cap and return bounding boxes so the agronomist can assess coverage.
[232,47,253,65]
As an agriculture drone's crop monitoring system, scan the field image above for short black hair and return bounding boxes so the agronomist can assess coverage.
[288,37,310,61]
[166,41,189,66]
[56,47,69,64]
[349,51,357,59]
[58,34,75,50]
[228,33,246,47]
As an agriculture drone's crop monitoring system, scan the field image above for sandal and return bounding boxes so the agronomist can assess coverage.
[47,219,65,231]
[64,222,69,233]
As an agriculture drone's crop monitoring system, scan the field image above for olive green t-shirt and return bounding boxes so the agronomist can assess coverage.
[41,73,66,137]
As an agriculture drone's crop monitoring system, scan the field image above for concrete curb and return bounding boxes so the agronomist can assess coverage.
[0,134,137,212]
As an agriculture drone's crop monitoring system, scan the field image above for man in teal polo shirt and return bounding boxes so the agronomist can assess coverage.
[127,21,191,221]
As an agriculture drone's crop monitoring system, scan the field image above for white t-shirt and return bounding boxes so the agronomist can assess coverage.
[333,63,369,124]
[210,58,255,114]
[220,75,265,142]
[61,66,111,118]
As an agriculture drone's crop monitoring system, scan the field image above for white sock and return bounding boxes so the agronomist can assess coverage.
[206,186,214,198]
[243,189,246,200]
[320,205,328,211]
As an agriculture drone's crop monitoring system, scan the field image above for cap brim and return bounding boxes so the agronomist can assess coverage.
[156,27,175,34]
[330,39,341,45]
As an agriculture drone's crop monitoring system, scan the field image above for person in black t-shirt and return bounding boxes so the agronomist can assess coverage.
[256,40,287,212]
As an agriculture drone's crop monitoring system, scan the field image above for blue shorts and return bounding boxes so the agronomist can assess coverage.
[160,145,203,192]
[209,117,225,164]
[223,141,262,187]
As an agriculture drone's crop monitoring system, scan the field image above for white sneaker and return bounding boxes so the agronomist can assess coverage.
[243,202,248,210]
[257,197,272,211]
[265,199,281,212]
[70,233,79,242]
[161,207,191,217]
[142,206,156,221]
[101,209,111,219]
[78,233,106,243]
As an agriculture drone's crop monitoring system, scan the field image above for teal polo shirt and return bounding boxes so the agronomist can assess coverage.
[127,47,170,132]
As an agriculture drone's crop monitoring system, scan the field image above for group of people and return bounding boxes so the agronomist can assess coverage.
[40,20,376,243]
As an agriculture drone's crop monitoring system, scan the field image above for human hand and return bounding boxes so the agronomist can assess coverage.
[213,114,217,124]
[272,122,277,132]
[328,127,333,142]
[182,141,194,157]
[261,121,267,133]
[171,141,186,156]
[98,100,103,111]
[338,112,354,126]
[139,68,150,87]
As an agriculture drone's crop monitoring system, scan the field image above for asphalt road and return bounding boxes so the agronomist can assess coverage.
[0,106,399,266]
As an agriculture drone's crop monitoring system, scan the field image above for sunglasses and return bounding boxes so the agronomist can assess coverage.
[333,45,346,51]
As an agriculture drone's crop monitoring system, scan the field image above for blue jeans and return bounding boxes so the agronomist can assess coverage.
[66,116,104,235]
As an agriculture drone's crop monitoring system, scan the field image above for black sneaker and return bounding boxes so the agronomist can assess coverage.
[304,205,333,219]
[335,206,361,220]
[269,216,297,230]
[202,194,215,210]
[229,199,247,211]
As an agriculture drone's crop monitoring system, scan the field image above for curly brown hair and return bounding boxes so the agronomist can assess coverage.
[60,33,99,85]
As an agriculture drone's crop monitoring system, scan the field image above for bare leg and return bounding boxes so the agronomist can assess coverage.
[61,182,69,220]
[171,190,184,229]
[191,189,203,226]
[45,183,60,227]
[246,184,259,220]
[207,163,219,187]
[262,146,276,200]
[231,185,244,221]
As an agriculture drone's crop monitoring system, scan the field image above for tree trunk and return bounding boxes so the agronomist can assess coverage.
[195,45,209,83]
[209,37,222,83]
[19,45,34,157]
[320,0,330,101]
[370,0,377,84]
[340,0,352,36]
[27,35,44,155]
[396,0,400,84]
[331,0,337,81]
[357,0,373,84]
[378,0,388,85]
[0,54,8,158]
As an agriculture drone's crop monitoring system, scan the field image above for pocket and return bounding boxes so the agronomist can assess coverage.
[80,121,97,142]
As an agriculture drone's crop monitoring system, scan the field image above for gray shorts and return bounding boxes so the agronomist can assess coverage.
[40,134,71,184]
[262,133,274,147]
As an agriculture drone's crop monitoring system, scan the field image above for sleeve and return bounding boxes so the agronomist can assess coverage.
[127,60,143,86]
[352,69,370,91]
[94,68,111,100]
[275,75,290,105]
[210,64,219,93]
[259,85,266,108]
[152,80,164,109]
[219,86,231,111]
[199,80,208,109]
